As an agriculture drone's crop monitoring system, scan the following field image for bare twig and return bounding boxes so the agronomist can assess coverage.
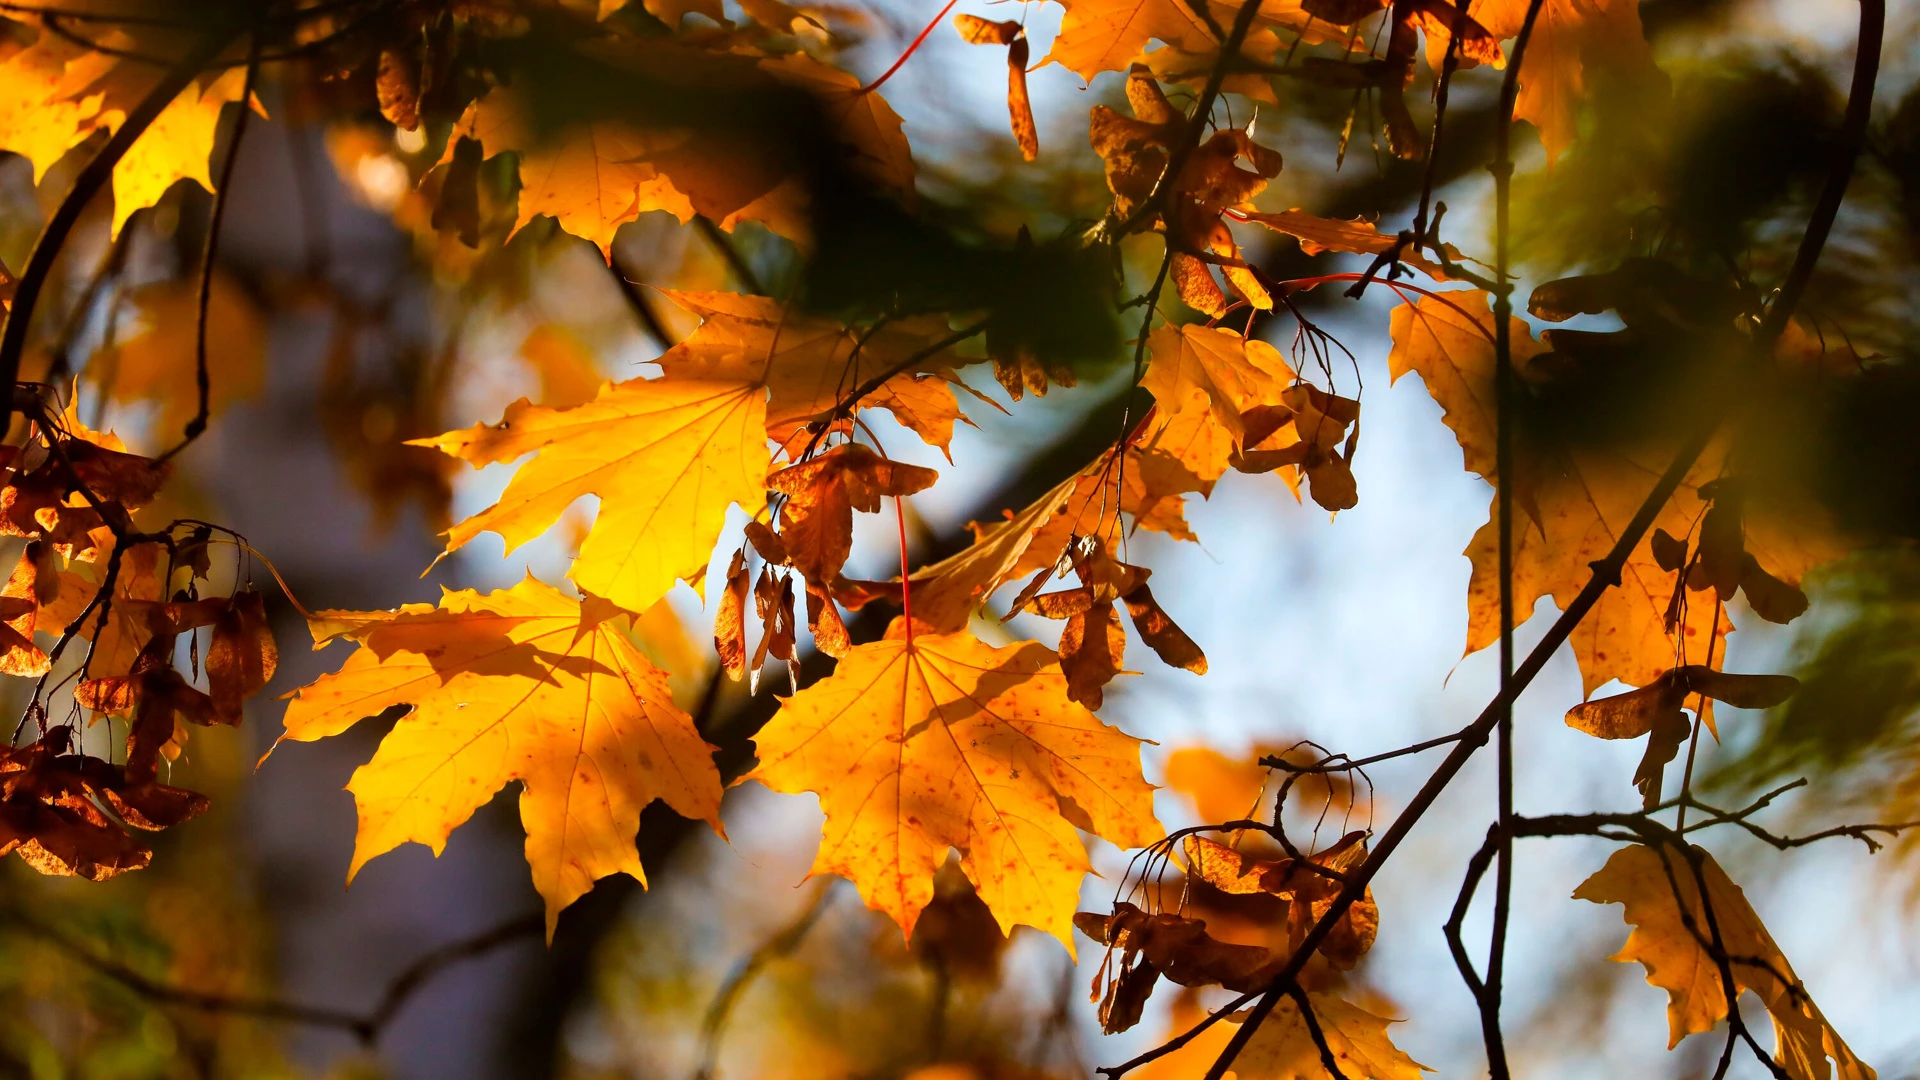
[1095,989,1259,1079]
[607,252,676,351]
[158,29,261,464]
[2,905,541,1045]
[1481,1,1553,1072]
[692,880,836,1080]
[1283,980,1350,1080]
[695,216,766,295]
[1189,6,1884,1072]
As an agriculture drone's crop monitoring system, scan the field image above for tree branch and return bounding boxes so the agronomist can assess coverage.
[692,879,836,1080]
[695,216,766,295]
[1189,6,1885,1075]
[157,29,261,464]
[1,906,541,1044]
[607,252,676,352]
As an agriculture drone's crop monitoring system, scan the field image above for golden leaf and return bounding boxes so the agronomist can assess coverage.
[0,34,102,183]
[1575,844,1873,1079]
[1386,289,1838,694]
[1473,0,1651,162]
[655,291,969,454]
[1227,992,1428,1080]
[112,68,262,237]
[748,629,1161,946]
[276,576,723,936]
[415,372,767,617]
[451,87,694,258]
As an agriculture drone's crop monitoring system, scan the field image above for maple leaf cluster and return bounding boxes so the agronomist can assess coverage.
[0,0,1902,1076]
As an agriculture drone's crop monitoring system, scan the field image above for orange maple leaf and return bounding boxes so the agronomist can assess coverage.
[276,576,724,936]
[655,291,972,456]
[1474,0,1652,162]
[748,628,1162,946]
[1386,289,1839,695]
[1227,992,1428,1080]
[448,86,695,259]
[1576,844,1873,1080]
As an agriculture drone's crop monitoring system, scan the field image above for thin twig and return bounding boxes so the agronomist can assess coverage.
[1283,981,1350,1080]
[1259,731,1461,775]
[694,216,766,296]
[158,29,261,464]
[1188,7,1883,1071]
[814,319,990,431]
[692,880,835,1080]
[1095,989,1259,1078]
[1481,1,1551,1072]
[607,251,676,351]
[3,906,541,1044]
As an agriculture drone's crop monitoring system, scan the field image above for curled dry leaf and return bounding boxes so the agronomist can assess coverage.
[1076,901,1277,1009]
[1021,537,1206,706]
[1089,67,1280,314]
[1184,832,1377,971]
[1237,207,1463,282]
[766,444,939,587]
[954,14,1038,161]
[207,588,277,724]
[0,742,207,882]
[749,567,797,675]
[716,548,751,680]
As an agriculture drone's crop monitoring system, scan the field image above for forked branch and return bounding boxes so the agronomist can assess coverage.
[1188,1,1886,1075]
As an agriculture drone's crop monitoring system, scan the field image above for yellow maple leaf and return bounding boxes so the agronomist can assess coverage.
[1575,844,1873,1080]
[275,576,723,935]
[1226,992,1428,1080]
[415,371,768,617]
[0,34,103,183]
[112,67,262,238]
[1386,289,1838,694]
[1046,0,1352,82]
[654,291,969,455]
[450,86,695,258]
[1142,324,1293,443]
[748,629,1162,946]
[908,453,1119,633]
[1475,0,1651,162]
